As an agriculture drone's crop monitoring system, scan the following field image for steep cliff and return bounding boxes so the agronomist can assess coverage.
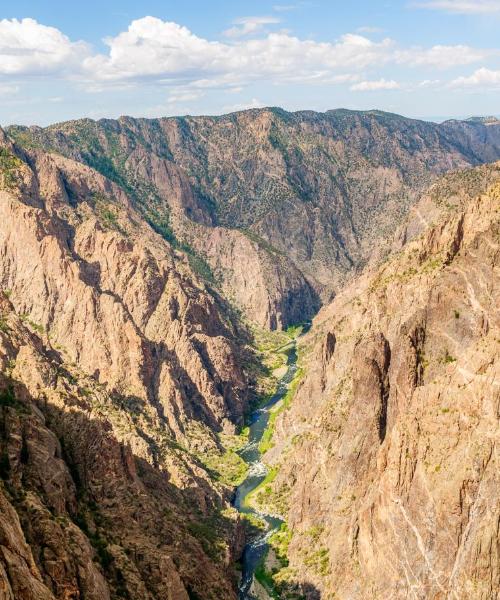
[0,293,245,600]
[8,109,500,327]
[264,163,500,599]
[0,131,252,599]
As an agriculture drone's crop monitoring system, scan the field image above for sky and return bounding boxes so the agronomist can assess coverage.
[0,0,499,126]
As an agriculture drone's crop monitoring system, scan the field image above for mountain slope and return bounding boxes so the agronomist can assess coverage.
[0,293,244,600]
[0,130,256,599]
[8,108,500,328]
[262,163,500,599]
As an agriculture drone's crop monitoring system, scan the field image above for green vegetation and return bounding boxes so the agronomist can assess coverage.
[73,505,113,570]
[0,147,23,190]
[195,428,249,487]
[259,366,304,454]
[303,547,330,576]
[241,512,267,539]
[245,466,278,509]
[270,523,293,564]
[19,314,44,335]
[92,193,129,236]
[199,446,248,487]
[441,349,457,364]
[187,518,227,562]
[0,386,17,408]
[239,228,285,257]
[0,385,28,414]
[0,315,10,333]
[305,524,325,543]
[254,523,307,600]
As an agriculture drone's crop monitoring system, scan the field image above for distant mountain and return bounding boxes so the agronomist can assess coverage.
[264,161,500,599]
[8,108,500,328]
[1,108,499,599]
[464,115,500,125]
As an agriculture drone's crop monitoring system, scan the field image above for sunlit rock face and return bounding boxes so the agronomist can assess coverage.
[0,134,246,600]
[8,109,500,327]
[266,163,500,599]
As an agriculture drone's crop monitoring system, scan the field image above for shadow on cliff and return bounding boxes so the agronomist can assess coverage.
[0,375,244,600]
[301,582,322,599]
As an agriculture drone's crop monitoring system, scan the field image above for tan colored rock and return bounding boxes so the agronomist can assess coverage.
[0,136,245,599]
[267,163,500,599]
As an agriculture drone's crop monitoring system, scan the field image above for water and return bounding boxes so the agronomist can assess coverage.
[233,342,299,600]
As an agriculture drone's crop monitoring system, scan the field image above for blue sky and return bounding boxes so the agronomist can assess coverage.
[1,0,499,126]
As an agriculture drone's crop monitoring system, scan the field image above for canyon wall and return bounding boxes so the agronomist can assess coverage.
[0,131,248,599]
[9,109,500,328]
[266,163,500,599]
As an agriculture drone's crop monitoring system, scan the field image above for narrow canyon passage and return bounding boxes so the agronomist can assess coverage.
[234,338,300,599]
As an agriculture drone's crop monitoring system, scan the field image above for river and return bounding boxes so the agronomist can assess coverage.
[233,340,300,600]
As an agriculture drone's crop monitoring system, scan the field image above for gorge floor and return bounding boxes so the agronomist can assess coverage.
[233,335,302,599]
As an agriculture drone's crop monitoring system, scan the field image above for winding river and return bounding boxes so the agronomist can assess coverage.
[233,340,300,599]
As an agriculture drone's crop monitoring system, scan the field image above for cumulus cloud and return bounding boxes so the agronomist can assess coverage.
[450,67,500,87]
[222,98,265,112]
[0,15,495,99]
[0,18,88,75]
[82,18,395,83]
[414,1,500,13]
[396,44,488,68]
[357,26,383,33]
[224,16,281,38]
[351,78,401,91]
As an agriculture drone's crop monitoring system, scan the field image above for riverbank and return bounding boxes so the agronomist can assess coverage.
[233,324,307,599]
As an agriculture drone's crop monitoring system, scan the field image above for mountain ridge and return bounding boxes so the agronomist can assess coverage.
[7,108,500,330]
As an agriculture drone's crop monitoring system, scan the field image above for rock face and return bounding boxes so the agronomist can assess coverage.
[266,163,500,599]
[0,295,244,600]
[0,133,247,599]
[0,134,248,438]
[8,108,500,327]
[1,110,500,600]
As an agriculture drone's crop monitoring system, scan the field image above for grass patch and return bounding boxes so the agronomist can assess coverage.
[259,367,304,454]
[196,429,249,487]
[0,147,23,190]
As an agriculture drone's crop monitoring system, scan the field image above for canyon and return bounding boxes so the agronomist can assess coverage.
[0,109,498,599]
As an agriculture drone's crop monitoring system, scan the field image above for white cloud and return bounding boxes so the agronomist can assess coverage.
[167,89,205,103]
[351,78,401,91]
[396,44,488,68]
[357,26,383,33]
[0,14,496,102]
[414,1,500,13]
[224,16,281,38]
[418,79,441,87]
[0,18,88,75]
[450,67,500,87]
[82,18,395,84]
[222,98,265,112]
[0,84,19,96]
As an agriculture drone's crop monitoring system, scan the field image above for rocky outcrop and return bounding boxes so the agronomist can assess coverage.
[0,137,248,439]
[0,134,251,599]
[179,223,320,329]
[265,163,500,599]
[0,294,243,600]
[9,109,500,327]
